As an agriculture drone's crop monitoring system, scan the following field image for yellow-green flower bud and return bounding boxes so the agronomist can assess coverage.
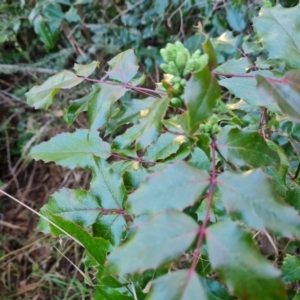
[167,61,180,76]
[170,97,183,107]
[160,63,170,74]
[175,51,188,72]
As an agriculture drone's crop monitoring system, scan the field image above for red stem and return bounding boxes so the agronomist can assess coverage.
[83,76,168,97]
[186,136,217,283]
[100,208,125,215]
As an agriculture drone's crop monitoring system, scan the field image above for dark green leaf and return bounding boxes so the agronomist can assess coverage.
[106,97,155,134]
[113,125,140,150]
[182,65,221,133]
[94,287,133,300]
[40,188,101,228]
[280,120,300,141]
[256,72,300,122]
[48,214,111,266]
[126,161,209,215]
[218,169,300,238]
[136,98,169,149]
[146,270,208,300]
[286,183,300,213]
[107,211,198,275]
[123,167,149,190]
[199,278,231,300]
[216,127,280,168]
[202,35,218,69]
[207,220,287,300]
[107,49,139,83]
[74,60,100,77]
[90,158,126,209]
[30,129,111,168]
[93,215,126,246]
[144,133,187,162]
[88,83,127,130]
[253,4,300,69]
[26,70,83,109]
[154,0,169,16]
[226,5,246,32]
[65,85,100,125]
[281,254,300,284]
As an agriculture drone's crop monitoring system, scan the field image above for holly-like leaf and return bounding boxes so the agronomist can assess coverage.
[218,71,280,112]
[253,4,300,69]
[226,5,246,32]
[126,161,209,215]
[182,65,220,133]
[200,278,231,300]
[218,169,300,238]
[207,220,287,300]
[136,98,169,149]
[144,133,187,162]
[106,97,155,134]
[74,60,100,77]
[215,57,251,74]
[39,188,101,228]
[88,83,127,130]
[93,215,126,246]
[286,183,300,213]
[216,127,280,168]
[26,70,83,109]
[202,35,218,69]
[107,49,139,83]
[113,125,141,150]
[65,84,100,125]
[281,254,300,284]
[30,129,111,168]
[146,270,208,300]
[280,120,300,142]
[189,147,211,171]
[107,211,198,275]
[90,158,126,208]
[256,72,300,122]
[48,213,111,267]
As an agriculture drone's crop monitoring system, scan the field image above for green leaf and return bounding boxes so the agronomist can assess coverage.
[48,214,111,267]
[74,60,100,77]
[90,158,126,209]
[107,49,139,83]
[144,133,187,162]
[107,211,198,275]
[216,127,280,168]
[123,167,149,190]
[199,278,231,300]
[136,98,169,149]
[280,120,300,141]
[202,35,218,69]
[146,270,208,300]
[113,125,141,150]
[293,294,300,300]
[253,4,300,69]
[207,220,287,300]
[218,71,280,111]
[256,72,300,122]
[94,287,133,300]
[226,5,246,32]
[154,0,169,16]
[182,65,221,133]
[218,169,300,238]
[281,254,300,284]
[215,57,251,74]
[126,161,209,215]
[286,183,300,213]
[189,147,211,171]
[30,129,111,168]
[93,215,126,246]
[65,85,100,125]
[40,188,101,228]
[106,97,155,134]
[88,83,127,130]
[26,70,83,109]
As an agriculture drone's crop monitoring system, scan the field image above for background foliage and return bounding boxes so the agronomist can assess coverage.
[2,0,300,299]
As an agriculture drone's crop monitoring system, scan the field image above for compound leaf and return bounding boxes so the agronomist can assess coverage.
[30,129,111,168]
[107,211,198,275]
[207,220,287,300]
[126,161,209,215]
[218,169,300,238]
